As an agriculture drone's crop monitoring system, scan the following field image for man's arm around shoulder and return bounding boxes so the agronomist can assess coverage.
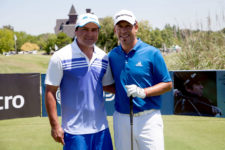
[103,84,115,94]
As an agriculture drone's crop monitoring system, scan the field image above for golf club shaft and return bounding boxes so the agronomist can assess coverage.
[130,96,133,150]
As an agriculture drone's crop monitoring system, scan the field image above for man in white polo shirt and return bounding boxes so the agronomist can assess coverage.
[45,13,114,150]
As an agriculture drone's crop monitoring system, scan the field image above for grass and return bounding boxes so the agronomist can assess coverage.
[164,115,225,150]
[0,53,50,74]
[0,117,62,150]
[164,29,225,70]
[0,116,225,150]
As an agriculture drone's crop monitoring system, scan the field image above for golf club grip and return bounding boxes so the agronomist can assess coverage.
[130,96,133,125]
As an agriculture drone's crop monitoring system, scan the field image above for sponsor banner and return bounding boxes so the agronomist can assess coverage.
[0,73,41,120]
[41,74,61,117]
[104,92,115,116]
[161,71,174,115]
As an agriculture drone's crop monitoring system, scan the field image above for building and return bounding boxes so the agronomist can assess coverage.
[54,5,92,38]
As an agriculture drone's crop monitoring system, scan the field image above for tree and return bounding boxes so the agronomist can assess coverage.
[0,28,14,53]
[137,20,152,45]
[55,32,72,49]
[149,28,163,48]
[161,24,175,48]
[222,28,225,34]
[3,25,14,31]
[21,42,40,51]
[35,33,57,54]
[14,32,28,51]
[36,33,53,50]
[14,31,39,51]
[97,17,118,52]
[43,34,57,55]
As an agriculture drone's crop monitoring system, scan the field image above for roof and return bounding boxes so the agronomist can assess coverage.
[54,19,68,34]
[68,5,77,16]
[62,25,75,38]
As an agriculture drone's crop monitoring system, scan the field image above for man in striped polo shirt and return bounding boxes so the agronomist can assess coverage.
[45,13,114,150]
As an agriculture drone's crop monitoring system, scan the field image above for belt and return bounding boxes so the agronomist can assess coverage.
[133,109,157,117]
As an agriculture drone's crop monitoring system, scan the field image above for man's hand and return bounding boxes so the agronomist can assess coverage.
[51,126,65,145]
[212,106,222,117]
[125,84,146,99]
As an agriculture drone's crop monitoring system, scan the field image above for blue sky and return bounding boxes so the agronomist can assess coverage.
[0,0,224,35]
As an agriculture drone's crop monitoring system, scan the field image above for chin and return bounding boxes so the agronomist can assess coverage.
[84,41,95,46]
[87,43,95,47]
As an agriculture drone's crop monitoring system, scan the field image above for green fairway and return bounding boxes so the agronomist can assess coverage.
[163,115,225,150]
[0,116,224,150]
[0,53,50,74]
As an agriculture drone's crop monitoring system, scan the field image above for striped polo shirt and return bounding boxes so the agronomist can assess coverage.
[45,39,114,135]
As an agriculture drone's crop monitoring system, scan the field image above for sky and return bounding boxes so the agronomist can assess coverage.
[0,0,224,35]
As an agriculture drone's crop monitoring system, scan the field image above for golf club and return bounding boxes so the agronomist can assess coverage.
[130,96,134,150]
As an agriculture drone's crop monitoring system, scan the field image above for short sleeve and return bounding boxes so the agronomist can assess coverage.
[45,53,63,86]
[153,50,171,83]
[102,60,114,86]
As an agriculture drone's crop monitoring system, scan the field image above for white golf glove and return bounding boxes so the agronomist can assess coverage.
[125,84,146,99]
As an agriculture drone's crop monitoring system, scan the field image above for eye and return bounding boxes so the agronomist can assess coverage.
[83,28,88,31]
[80,28,88,31]
[118,25,123,28]
[92,28,98,32]
[126,25,132,29]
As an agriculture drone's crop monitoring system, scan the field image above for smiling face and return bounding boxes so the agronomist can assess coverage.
[114,21,138,52]
[75,22,99,48]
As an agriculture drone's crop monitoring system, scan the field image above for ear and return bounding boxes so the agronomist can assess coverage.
[134,22,138,32]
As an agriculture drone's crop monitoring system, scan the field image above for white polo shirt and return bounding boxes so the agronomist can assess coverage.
[45,39,114,135]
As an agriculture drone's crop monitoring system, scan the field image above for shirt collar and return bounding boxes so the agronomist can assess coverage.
[118,38,142,54]
[132,38,142,51]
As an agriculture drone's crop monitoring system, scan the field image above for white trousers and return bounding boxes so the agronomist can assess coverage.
[113,110,164,150]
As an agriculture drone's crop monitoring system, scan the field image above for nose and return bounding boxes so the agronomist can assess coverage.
[120,27,128,33]
[85,30,96,38]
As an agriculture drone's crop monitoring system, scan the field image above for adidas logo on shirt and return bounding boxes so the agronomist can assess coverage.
[136,61,143,67]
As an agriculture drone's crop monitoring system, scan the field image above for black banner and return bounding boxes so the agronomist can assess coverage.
[0,73,41,120]
[173,71,223,117]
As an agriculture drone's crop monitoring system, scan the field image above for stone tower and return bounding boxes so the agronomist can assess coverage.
[68,5,78,24]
